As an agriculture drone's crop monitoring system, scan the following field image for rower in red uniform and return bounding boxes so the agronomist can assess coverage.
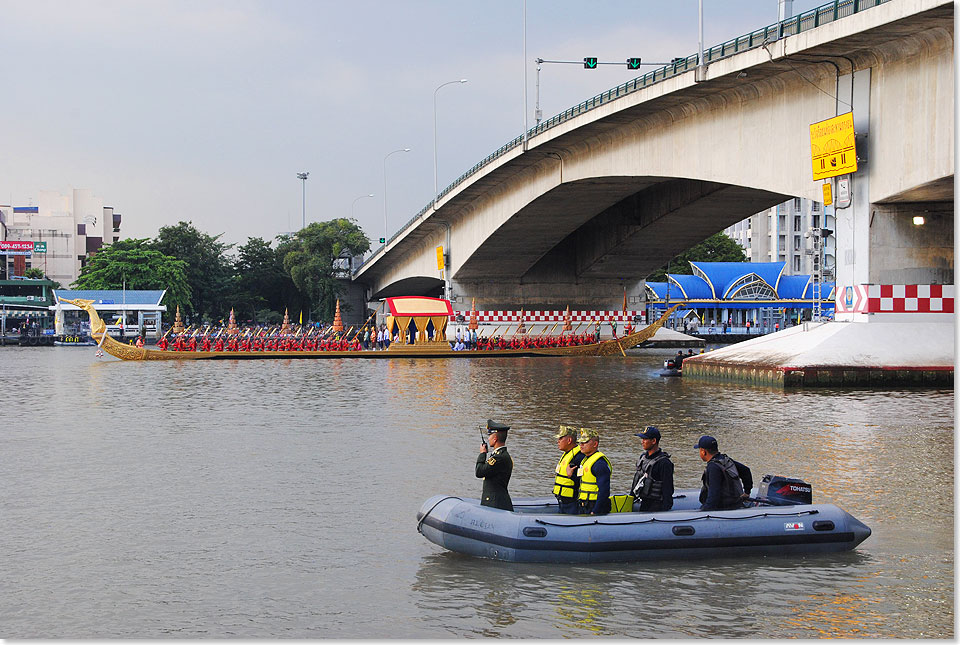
[187,336,197,352]
[201,336,211,352]
[213,337,224,352]
[157,336,169,351]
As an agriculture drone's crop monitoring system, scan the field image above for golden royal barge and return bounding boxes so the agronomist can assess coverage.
[64,296,681,361]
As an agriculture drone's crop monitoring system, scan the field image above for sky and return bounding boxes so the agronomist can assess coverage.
[1,0,830,249]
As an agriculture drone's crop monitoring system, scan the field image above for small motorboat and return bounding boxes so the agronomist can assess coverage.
[416,475,871,563]
[660,357,683,377]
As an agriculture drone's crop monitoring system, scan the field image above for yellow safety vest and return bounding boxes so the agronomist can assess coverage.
[577,451,612,501]
[553,445,581,498]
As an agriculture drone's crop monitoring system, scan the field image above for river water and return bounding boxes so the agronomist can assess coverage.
[1,347,953,638]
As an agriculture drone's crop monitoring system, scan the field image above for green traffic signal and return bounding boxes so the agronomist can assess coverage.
[583,57,597,69]
[379,237,386,244]
[627,57,641,70]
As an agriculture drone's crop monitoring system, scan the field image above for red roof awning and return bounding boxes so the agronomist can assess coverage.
[385,296,453,317]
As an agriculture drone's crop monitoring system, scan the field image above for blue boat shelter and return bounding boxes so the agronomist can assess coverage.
[645,262,834,333]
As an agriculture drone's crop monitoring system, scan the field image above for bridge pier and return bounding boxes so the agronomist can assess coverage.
[449,278,644,312]
[686,63,954,388]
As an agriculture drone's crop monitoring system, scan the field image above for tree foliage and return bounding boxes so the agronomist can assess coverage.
[73,238,191,312]
[152,222,233,322]
[281,219,369,320]
[233,236,301,323]
[646,233,747,281]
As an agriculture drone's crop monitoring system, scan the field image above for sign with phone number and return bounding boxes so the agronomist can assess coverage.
[0,241,46,254]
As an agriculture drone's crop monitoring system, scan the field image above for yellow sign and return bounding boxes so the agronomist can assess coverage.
[435,245,445,272]
[822,181,833,206]
[810,112,857,181]
[810,112,857,180]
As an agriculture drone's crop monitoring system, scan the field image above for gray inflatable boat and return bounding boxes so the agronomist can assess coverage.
[416,483,871,563]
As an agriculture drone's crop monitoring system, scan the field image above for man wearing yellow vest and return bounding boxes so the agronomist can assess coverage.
[575,428,612,515]
[553,425,585,514]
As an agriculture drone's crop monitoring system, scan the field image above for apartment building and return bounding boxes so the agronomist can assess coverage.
[725,198,836,279]
[0,188,122,285]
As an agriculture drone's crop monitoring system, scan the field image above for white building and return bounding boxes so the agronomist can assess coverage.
[725,198,836,279]
[0,188,121,286]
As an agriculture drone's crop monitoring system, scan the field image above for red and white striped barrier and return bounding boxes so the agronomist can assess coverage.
[449,310,645,323]
[836,284,954,314]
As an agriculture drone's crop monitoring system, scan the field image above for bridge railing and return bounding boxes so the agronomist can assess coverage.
[354,0,891,275]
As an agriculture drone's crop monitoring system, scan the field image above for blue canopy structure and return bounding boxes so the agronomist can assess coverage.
[644,261,833,328]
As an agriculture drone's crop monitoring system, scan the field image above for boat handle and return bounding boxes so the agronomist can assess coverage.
[812,520,835,531]
[672,525,695,536]
[523,527,548,538]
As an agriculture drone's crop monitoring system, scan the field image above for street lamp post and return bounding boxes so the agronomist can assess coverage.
[382,148,411,246]
[351,193,374,220]
[296,172,309,230]
[433,79,467,200]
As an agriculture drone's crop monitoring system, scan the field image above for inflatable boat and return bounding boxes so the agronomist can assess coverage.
[416,477,871,563]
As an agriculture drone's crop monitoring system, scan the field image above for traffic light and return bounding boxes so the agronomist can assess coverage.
[583,57,598,69]
[626,57,642,70]
[821,228,833,238]
[379,237,385,244]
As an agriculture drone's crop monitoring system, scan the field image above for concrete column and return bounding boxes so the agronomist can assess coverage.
[834,69,871,321]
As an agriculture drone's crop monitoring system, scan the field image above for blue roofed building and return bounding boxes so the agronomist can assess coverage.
[52,289,167,339]
[645,261,834,332]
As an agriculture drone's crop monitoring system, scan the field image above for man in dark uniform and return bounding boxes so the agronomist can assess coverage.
[695,435,753,511]
[476,420,514,511]
[630,425,674,512]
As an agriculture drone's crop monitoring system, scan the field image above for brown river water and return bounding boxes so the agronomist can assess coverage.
[1,346,953,637]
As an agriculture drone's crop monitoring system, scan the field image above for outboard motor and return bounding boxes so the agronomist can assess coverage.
[757,474,813,506]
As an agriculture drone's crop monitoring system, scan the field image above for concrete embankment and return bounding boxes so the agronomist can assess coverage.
[682,320,954,387]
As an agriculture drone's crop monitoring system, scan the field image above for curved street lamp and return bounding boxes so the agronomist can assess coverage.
[433,79,468,200]
[351,193,374,220]
[382,148,411,245]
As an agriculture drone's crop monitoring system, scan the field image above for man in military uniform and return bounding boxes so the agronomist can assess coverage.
[552,425,585,514]
[630,425,674,512]
[476,420,514,511]
[574,428,611,515]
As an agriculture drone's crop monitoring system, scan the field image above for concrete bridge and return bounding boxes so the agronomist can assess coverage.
[355,0,953,311]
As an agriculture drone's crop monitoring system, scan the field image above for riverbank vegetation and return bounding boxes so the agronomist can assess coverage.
[73,219,369,324]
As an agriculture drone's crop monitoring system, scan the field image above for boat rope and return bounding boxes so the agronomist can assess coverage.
[417,496,462,533]
[534,508,820,528]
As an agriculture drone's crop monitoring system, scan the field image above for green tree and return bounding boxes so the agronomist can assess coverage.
[23,268,44,279]
[646,232,747,281]
[233,236,301,323]
[282,219,369,321]
[152,222,233,323]
[72,238,191,313]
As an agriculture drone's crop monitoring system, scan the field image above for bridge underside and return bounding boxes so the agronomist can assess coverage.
[448,178,787,308]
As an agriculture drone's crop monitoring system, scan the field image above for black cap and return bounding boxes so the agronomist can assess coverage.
[634,425,661,440]
[486,419,510,434]
[694,435,718,451]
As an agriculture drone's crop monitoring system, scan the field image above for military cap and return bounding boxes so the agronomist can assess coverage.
[554,425,577,439]
[635,425,661,440]
[577,427,599,442]
[486,419,510,434]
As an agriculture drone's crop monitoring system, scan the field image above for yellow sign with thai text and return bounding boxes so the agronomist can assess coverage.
[810,112,857,180]
[822,181,833,205]
[435,245,445,271]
